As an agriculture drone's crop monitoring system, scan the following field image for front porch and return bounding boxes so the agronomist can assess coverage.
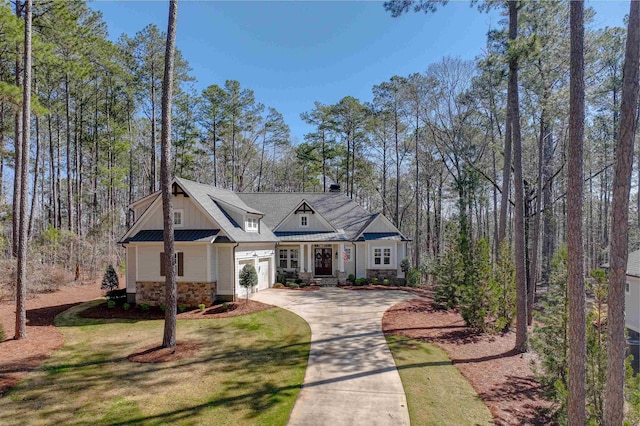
[277,243,348,284]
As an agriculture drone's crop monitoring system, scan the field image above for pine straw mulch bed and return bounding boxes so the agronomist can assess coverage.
[79,299,272,320]
[0,280,104,397]
[382,295,556,425]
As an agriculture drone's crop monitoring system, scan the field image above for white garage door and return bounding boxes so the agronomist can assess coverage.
[258,259,270,290]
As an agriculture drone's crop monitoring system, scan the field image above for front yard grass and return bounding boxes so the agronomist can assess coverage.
[386,334,493,426]
[0,300,310,426]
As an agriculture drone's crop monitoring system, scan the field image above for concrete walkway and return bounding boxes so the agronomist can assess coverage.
[252,287,415,426]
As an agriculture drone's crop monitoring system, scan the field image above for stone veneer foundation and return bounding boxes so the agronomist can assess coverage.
[136,281,217,307]
[366,269,398,280]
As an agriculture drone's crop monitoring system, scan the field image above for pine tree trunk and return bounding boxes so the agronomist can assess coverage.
[12,1,23,257]
[605,1,640,423]
[567,2,586,422]
[161,0,178,349]
[65,74,73,232]
[509,0,527,354]
[150,65,157,194]
[15,0,32,340]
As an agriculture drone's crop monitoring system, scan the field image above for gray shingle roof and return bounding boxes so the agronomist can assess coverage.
[237,192,375,240]
[175,177,277,243]
[275,231,349,242]
[122,229,219,243]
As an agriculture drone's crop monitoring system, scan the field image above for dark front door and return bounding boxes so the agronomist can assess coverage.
[314,248,332,276]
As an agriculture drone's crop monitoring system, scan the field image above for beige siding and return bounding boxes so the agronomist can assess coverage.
[140,195,215,230]
[126,246,137,293]
[277,212,333,232]
[133,197,156,223]
[626,276,640,332]
[137,243,208,282]
[345,243,355,276]
[397,242,406,278]
[355,242,366,277]
[217,246,234,296]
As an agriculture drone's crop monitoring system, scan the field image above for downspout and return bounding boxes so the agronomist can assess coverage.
[232,242,239,302]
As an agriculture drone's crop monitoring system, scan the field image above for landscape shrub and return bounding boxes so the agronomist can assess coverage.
[354,278,367,286]
[295,278,303,284]
[101,264,119,293]
[159,304,166,312]
[105,288,127,304]
[273,283,284,288]
[382,279,390,286]
[288,283,299,288]
[222,302,228,311]
[405,269,420,288]
[138,303,149,312]
[400,258,411,275]
[371,277,378,285]
[347,274,356,283]
[107,300,116,309]
[198,304,206,311]
[178,304,188,313]
[123,303,130,311]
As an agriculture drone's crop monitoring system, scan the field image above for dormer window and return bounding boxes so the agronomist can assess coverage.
[246,217,259,232]
[300,214,309,228]
[174,209,184,228]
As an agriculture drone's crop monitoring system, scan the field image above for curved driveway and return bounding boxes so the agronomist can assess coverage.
[252,287,415,426]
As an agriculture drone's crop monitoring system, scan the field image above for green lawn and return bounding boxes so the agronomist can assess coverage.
[386,334,494,426]
[0,301,311,426]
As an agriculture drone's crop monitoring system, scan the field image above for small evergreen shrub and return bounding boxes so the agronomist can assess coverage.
[178,304,187,313]
[139,303,149,312]
[354,278,367,286]
[239,264,259,301]
[383,279,390,286]
[295,278,303,284]
[107,300,116,309]
[159,304,166,312]
[101,264,119,293]
[123,303,130,311]
[273,283,284,288]
[406,269,421,288]
[371,277,378,285]
[347,274,356,283]
[222,302,228,311]
[198,304,206,311]
[289,283,299,288]
[400,258,411,275]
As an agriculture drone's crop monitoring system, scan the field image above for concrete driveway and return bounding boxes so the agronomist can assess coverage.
[252,287,415,426]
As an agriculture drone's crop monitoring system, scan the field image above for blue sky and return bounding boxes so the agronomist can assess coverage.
[90,0,631,143]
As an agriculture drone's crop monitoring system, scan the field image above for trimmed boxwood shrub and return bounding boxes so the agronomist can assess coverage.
[354,278,367,286]
[273,283,284,288]
[348,274,356,283]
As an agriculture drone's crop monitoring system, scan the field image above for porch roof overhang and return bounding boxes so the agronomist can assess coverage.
[120,229,220,244]
[275,230,349,242]
[358,232,408,242]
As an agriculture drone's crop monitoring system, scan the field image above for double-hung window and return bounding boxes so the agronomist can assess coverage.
[279,248,299,269]
[373,247,392,266]
[174,209,184,227]
[300,214,309,227]
[246,217,259,232]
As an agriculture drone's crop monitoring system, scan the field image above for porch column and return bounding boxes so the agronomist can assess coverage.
[307,243,313,274]
[338,242,345,272]
[299,244,303,272]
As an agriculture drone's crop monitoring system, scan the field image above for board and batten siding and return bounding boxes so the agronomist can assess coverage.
[140,196,214,230]
[277,211,333,232]
[216,245,234,296]
[137,243,209,282]
[626,276,640,333]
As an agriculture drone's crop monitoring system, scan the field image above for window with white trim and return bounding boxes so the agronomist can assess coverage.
[300,214,309,227]
[627,282,631,294]
[345,247,352,262]
[246,217,259,232]
[278,248,299,269]
[373,246,392,266]
[174,209,184,227]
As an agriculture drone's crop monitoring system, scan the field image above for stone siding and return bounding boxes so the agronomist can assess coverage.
[136,281,217,307]
[366,269,398,280]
